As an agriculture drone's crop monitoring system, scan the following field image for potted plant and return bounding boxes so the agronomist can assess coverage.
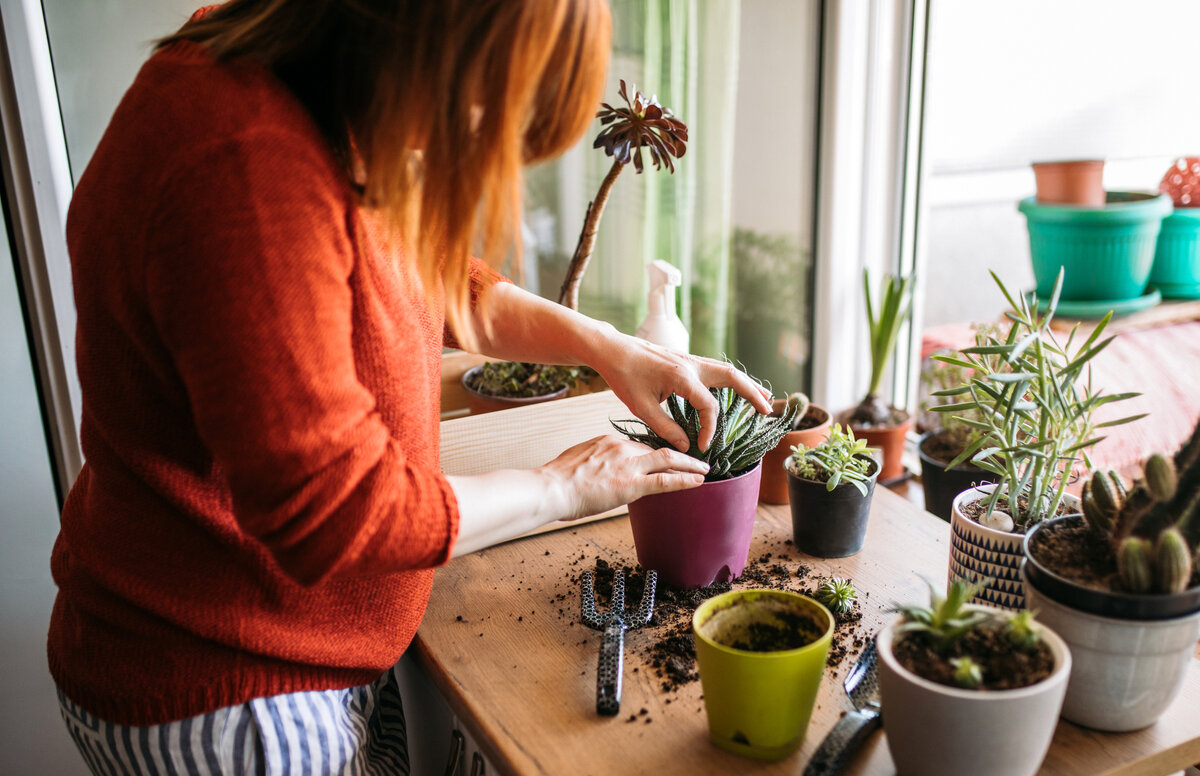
[842,270,914,484]
[917,332,1001,522]
[1151,156,1200,299]
[758,392,832,505]
[464,80,687,410]
[784,423,880,558]
[1021,419,1200,731]
[931,268,1143,609]
[1031,159,1105,206]
[877,577,1071,776]
[461,362,587,415]
[692,589,833,761]
[612,389,801,588]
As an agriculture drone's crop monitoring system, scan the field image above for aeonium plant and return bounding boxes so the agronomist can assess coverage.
[612,388,802,481]
[930,268,1144,532]
[558,80,688,310]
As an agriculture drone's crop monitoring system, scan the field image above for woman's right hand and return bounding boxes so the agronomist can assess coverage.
[539,434,709,521]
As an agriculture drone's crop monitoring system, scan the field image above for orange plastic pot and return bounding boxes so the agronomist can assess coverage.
[758,402,832,505]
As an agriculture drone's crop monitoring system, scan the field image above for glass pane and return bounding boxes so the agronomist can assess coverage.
[523,0,820,395]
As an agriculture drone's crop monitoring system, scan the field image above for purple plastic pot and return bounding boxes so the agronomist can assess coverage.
[626,462,762,589]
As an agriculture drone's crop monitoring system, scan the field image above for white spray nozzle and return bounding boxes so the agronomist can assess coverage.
[647,260,681,317]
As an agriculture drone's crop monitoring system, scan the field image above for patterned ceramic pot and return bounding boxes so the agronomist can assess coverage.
[948,485,1080,611]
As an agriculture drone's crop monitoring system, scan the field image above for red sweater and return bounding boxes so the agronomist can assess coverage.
[48,37,497,725]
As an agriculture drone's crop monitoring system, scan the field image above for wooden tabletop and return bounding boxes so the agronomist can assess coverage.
[413,487,1200,776]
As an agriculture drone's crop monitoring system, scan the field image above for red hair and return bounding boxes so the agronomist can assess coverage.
[164,1,612,348]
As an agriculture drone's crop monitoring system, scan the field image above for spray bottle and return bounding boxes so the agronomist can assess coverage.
[635,260,690,353]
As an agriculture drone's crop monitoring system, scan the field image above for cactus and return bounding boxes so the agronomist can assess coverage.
[787,392,812,431]
[1080,416,1200,594]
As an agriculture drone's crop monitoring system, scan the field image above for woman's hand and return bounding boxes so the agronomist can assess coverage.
[588,333,774,452]
[540,434,710,520]
[447,434,708,556]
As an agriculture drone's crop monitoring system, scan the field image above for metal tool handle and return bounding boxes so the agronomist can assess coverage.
[803,708,881,776]
[596,620,624,716]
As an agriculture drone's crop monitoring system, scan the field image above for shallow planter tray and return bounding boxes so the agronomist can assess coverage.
[1024,288,1161,319]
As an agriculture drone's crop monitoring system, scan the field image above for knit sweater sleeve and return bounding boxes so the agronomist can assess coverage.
[143,128,459,586]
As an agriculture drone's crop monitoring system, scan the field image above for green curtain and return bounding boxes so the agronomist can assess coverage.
[523,0,742,359]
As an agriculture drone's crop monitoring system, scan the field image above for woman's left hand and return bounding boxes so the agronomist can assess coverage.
[590,331,774,453]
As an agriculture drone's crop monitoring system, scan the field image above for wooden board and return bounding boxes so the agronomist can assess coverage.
[439,390,635,535]
[414,488,1200,776]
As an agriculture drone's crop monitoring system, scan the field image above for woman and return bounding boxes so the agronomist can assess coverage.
[49,1,772,773]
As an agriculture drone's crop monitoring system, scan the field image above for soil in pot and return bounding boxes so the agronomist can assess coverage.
[1027,518,1200,594]
[892,623,1055,691]
[697,597,825,652]
[958,492,1073,531]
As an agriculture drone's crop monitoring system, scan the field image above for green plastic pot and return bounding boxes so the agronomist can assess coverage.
[692,589,833,761]
[1019,191,1171,301]
[1149,208,1200,299]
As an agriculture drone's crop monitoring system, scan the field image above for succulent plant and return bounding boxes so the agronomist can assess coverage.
[892,577,993,654]
[848,270,915,427]
[611,387,801,481]
[815,577,858,615]
[1079,416,1200,594]
[558,80,688,310]
[950,656,983,689]
[786,423,875,495]
[1003,609,1043,651]
[930,268,1144,529]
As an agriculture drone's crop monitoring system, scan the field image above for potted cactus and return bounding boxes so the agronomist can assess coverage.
[464,80,687,410]
[784,424,880,558]
[842,270,914,483]
[932,268,1142,609]
[758,392,832,505]
[877,577,1071,776]
[612,389,801,588]
[1021,417,1200,731]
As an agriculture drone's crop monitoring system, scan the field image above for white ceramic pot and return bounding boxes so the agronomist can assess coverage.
[1022,564,1200,732]
[877,609,1071,776]
[948,484,1078,611]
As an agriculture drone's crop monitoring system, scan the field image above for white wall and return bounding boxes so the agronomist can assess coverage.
[922,0,1200,328]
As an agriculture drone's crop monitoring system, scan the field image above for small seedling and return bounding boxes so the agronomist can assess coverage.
[1003,609,1042,651]
[815,577,858,615]
[950,656,983,689]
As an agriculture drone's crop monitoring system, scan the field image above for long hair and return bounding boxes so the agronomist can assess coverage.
[163,1,612,349]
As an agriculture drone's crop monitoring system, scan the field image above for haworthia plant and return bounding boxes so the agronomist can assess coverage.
[611,388,801,481]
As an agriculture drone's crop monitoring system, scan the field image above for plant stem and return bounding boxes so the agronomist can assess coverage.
[558,159,625,310]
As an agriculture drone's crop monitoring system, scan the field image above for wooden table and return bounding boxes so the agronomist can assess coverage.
[413,487,1200,775]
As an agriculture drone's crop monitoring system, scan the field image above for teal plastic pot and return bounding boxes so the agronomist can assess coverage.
[1019,192,1171,301]
[693,590,833,761]
[1150,208,1200,299]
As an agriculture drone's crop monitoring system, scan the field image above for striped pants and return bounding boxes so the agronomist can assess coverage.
[57,668,409,775]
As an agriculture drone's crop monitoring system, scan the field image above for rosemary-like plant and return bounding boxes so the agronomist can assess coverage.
[786,424,876,495]
[611,388,800,481]
[929,268,1144,530]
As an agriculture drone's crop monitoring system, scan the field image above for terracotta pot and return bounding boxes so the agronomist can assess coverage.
[461,365,570,415]
[758,402,831,505]
[1032,159,1105,206]
[877,607,1071,776]
[626,462,762,589]
[842,410,912,484]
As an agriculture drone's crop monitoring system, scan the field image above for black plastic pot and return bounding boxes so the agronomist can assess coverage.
[786,455,880,558]
[917,431,998,522]
[1023,516,1200,621]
